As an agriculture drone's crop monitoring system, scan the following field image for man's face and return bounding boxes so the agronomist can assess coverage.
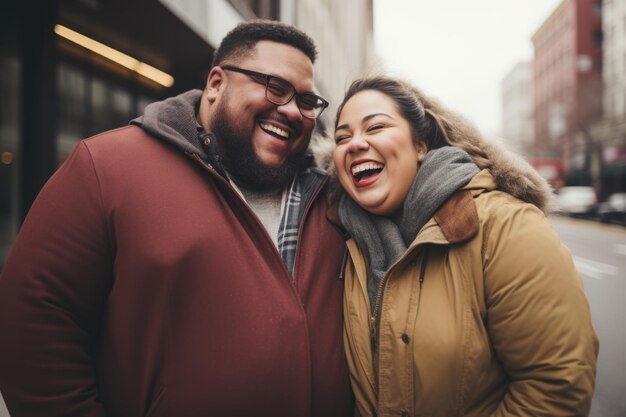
[207,41,317,189]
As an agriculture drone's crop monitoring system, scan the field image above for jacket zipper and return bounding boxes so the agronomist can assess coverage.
[368,261,392,389]
[369,246,430,386]
[370,278,386,354]
[189,152,328,417]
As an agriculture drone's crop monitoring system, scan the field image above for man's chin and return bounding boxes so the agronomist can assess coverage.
[213,123,306,189]
[257,158,287,170]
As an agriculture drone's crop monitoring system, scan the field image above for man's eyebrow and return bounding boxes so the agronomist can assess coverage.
[335,113,392,132]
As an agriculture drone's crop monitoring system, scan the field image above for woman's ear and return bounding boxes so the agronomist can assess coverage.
[205,67,225,103]
[416,141,428,162]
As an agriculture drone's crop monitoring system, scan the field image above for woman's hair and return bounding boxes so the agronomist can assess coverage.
[335,76,492,170]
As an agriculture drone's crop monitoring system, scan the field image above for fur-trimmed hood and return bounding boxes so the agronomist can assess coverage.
[311,135,555,213]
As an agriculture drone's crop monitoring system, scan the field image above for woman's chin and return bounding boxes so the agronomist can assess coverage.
[352,197,387,216]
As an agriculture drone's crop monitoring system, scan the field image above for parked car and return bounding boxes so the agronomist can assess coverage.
[596,193,626,226]
[555,186,597,217]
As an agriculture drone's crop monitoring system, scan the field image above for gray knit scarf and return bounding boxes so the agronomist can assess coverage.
[338,146,479,312]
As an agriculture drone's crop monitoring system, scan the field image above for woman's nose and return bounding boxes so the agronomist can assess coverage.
[347,134,369,153]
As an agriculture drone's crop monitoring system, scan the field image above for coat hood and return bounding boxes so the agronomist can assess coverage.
[131,89,208,160]
[313,135,555,213]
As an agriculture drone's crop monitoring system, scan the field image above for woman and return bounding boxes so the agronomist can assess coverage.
[330,76,598,417]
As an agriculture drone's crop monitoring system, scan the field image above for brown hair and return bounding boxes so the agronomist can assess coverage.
[335,76,492,171]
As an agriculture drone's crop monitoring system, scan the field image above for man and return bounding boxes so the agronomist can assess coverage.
[0,20,353,417]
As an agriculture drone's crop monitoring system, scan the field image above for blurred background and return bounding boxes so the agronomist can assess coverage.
[0,0,624,416]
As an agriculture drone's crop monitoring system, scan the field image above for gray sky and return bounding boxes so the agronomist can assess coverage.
[374,0,563,136]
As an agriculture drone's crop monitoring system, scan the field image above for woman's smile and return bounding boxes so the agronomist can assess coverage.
[350,159,385,187]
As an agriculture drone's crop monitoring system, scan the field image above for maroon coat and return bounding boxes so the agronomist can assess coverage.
[0,126,352,417]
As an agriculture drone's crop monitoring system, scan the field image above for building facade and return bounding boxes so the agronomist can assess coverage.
[602,0,626,120]
[502,61,566,184]
[531,0,603,187]
[582,0,626,197]
[283,0,375,120]
[501,61,535,158]
[0,0,374,265]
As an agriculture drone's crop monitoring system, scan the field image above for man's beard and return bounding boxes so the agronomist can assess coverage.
[211,101,308,190]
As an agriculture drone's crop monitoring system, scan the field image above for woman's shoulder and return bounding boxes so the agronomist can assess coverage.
[474,183,547,227]
[470,138,556,213]
[466,169,553,218]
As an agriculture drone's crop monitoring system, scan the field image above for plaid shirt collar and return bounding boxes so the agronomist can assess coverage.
[278,162,327,278]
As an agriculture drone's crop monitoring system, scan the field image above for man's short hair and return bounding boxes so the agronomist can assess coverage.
[211,19,318,67]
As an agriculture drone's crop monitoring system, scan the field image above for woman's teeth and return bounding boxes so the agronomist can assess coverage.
[351,162,384,181]
[351,162,384,176]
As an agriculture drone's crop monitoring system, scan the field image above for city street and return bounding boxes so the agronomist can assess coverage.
[550,215,626,417]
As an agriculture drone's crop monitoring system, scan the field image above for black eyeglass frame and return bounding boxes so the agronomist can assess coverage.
[221,65,329,119]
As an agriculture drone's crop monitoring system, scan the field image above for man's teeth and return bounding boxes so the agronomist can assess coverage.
[260,123,289,139]
[351,162,384,175]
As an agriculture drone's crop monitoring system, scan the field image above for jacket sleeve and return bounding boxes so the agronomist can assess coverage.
[0,142,112,417]
[482,202,599,417]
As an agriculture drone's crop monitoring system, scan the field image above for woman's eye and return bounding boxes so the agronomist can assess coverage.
[335,135,349,143]
[367,124,384,132]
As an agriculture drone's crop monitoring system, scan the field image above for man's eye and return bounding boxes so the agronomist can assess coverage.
[267,80,290,97]
[298,95,319,110]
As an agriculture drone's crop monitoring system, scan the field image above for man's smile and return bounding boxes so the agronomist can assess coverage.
[259,122,290,140]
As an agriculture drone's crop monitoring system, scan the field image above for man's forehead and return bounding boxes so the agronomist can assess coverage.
[241,42,315,88]
[249,41,313,68]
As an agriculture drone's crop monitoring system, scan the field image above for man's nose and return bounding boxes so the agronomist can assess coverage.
[277,98,304,121]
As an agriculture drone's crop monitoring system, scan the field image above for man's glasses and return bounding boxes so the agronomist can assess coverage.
[222,65,329,119]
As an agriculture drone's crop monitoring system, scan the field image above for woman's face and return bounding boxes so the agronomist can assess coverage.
[334,89,427,219]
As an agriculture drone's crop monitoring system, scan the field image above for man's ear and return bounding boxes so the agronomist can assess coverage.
[205,67,225,103]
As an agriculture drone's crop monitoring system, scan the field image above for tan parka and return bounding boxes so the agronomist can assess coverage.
[339,169,599,417]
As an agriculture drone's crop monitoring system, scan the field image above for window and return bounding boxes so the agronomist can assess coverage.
[593,29,603,47]
[593,0,602,16]
[58,61,87,159]
[0,49,20,265]
[56,54,161,163]
[236,0,280,19]
[0,8,20,265]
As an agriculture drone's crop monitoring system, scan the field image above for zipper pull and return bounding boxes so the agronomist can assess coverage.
[370,315,377,353]
[339,248,348,280]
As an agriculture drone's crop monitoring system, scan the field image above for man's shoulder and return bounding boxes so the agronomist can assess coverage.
[79,125,170,158]
[83,125,151,147]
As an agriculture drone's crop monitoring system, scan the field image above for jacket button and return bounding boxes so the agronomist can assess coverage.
[401,333,410,344]
[203,137,211,145]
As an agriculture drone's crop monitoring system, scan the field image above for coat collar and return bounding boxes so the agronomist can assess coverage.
[432,190,478,244]
[407,171,494,247]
